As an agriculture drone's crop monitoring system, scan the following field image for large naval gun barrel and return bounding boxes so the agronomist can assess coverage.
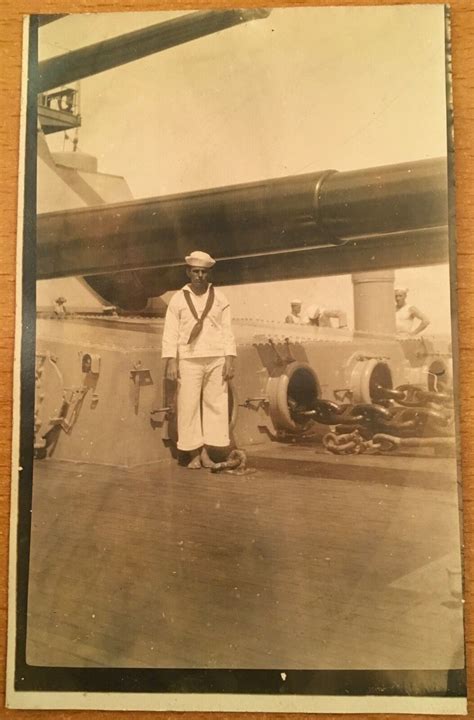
[38,9,271,93]
[37,157,449,311]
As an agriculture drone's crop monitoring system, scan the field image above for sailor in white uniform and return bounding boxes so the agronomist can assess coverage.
[285,298,305,324]
[395,287,430,335]
[162,251,236,469]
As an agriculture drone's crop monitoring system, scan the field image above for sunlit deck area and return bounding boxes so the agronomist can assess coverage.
[27,446,464,676]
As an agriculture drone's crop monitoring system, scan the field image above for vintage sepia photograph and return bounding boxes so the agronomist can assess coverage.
[7,5,467,713]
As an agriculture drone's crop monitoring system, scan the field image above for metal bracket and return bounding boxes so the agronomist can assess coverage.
[150,406,173,429]
[130,363,153,414]
[50,386,89,433]
[267,338,294,368]
[239,397,269,411]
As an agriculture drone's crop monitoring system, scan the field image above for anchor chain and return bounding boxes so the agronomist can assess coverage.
[291,383,454,455]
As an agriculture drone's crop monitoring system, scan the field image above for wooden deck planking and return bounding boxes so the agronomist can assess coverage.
[26,452,464,670]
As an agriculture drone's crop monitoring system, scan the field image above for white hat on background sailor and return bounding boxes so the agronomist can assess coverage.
[185,251,216,269]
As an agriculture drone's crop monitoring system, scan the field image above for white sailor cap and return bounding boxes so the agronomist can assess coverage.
[394,287,408,295]
[291,298,302,305]
[185,251,216,269]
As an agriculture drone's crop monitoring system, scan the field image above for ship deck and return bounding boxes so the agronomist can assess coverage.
[26,445,464,673]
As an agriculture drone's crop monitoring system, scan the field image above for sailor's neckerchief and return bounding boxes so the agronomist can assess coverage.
[182,284,215,344]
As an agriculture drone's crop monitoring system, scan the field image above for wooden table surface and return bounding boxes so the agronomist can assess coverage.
[1,0,473,718]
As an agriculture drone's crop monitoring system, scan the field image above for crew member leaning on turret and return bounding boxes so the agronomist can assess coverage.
[395,287,430,335]
[304,304,348,329]
[162,251,236,469]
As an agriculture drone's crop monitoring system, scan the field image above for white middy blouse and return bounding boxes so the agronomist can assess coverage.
[161,284,236,359]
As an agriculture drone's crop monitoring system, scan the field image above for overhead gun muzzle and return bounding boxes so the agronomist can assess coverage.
[37,157,449,311]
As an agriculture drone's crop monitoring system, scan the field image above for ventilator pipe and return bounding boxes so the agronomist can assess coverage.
[352,270,396,334]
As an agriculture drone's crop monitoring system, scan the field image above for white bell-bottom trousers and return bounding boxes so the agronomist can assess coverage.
[177,356,229,451]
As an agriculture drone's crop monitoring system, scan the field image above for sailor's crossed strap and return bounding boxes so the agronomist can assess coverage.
[183,286,215,344]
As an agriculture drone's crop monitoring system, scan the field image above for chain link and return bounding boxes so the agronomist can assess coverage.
[290,382,454,455]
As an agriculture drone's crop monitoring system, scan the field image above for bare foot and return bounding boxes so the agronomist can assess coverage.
[187,456,202,469]
[200,447,216,469]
